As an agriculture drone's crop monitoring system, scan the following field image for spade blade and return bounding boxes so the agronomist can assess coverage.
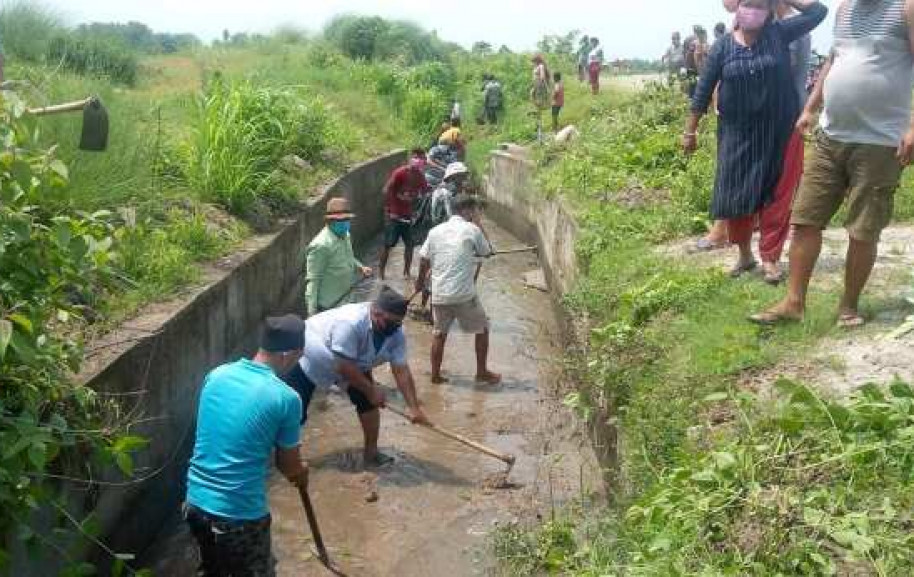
[79,97,108,152]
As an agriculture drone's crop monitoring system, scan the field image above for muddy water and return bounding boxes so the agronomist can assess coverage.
[146,219,598,576]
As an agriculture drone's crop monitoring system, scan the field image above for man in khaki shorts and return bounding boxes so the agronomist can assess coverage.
[752,0,914,328]
[416,195,502,384]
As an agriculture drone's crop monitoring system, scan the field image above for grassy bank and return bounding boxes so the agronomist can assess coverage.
[491,85,914,575]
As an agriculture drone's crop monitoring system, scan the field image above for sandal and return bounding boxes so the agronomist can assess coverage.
[837,313,866,329]
[748,308,803,326]
[729,260,758,278]
[692,237,728,253]
[763,267,784,286]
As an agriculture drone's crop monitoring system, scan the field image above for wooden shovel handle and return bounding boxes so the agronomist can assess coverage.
[385,404,515,467]
[298,485,330,564]
[27,98,94,116]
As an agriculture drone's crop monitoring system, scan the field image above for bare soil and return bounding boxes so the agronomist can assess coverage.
[663,225,914,399]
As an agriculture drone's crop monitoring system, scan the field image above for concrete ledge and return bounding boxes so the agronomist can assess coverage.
[483,147,579,297]
[13,150,404,575]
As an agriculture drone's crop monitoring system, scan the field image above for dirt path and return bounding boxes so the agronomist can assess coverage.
[663,226,914,398]
[144,219,599,576]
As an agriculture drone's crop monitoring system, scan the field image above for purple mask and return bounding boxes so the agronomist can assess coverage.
[736,6,769,31]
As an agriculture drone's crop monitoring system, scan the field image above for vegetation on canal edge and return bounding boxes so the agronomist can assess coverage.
[491,83,914,575]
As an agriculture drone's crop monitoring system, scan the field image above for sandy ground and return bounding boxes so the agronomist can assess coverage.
[663,225,914,399]
[142,219,600,576]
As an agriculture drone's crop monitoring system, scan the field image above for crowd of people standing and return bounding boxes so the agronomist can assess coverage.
[681,0,914,330]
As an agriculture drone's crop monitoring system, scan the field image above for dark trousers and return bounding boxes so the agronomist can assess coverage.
[184,504,274,577]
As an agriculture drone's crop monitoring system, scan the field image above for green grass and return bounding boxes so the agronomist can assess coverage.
[492,82,914,575]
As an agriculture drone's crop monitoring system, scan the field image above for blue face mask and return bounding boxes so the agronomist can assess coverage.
[329,220,351,237]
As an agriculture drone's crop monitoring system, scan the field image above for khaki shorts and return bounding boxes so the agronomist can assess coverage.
[432,297,489,335]
[791,130,903,242]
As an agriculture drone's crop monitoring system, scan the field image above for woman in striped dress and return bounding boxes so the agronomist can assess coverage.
[683,0,827,280]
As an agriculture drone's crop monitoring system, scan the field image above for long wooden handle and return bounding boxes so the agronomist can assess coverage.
[492,246,537,256]
[27,98,93,116]
[385,404,515,466]
[298,485,330,564]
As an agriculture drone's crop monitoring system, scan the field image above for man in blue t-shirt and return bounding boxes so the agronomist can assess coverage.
[284,286,429,467]
[185,314,308,577]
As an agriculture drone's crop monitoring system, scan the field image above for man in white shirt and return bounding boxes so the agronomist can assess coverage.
[416,195,501,385]
[283,287,429,467]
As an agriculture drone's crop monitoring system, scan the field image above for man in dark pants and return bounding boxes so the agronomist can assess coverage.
[185,315,309,577]
[379,154,428,280]
[284,287,430,467]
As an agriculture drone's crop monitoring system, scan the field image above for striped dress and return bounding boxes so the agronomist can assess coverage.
[692,3,828,219]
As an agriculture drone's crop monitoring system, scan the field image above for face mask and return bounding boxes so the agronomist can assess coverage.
[374,318,402,338]
[736,6,769,31]
[329,220,351,237]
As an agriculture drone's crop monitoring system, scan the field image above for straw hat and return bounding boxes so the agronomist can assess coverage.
[325,197,355,220]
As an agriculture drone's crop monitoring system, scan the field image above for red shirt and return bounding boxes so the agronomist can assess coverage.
[553,82,565,107]
[385,166,427,220]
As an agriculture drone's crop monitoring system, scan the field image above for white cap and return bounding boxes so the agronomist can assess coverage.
[444,162,469,180]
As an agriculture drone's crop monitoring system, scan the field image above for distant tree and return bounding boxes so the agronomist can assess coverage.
[536,31,578,56]
[471,41,493,56]
[274,24,308,45]
[324,15,447,64]
[497,44,513,54]
[324,15,388,60]
[222,29,230,43]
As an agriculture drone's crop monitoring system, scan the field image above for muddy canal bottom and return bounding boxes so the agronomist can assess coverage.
[148,220,597,576]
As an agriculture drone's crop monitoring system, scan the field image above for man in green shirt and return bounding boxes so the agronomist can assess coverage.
[305,198,372,316]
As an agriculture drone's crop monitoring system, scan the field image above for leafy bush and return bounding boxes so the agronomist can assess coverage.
[323,14,447,64]
[0,90,143,570]
[48,34,138,85]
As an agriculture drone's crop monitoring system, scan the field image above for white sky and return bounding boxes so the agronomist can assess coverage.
[38,0,837,59]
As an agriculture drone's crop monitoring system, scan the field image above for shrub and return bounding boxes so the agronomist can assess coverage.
[183,78,285,216]
[47,34,138,85]
[0,89,143,571]
[0,0,62,62]
[183,78,353,217]
[403,87,448,143]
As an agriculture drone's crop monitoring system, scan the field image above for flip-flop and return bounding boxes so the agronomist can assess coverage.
[763,271,784,286]
[691,237,728,253]
[837,314,866,329]
[748,309,802,326]
[729,260,758,278]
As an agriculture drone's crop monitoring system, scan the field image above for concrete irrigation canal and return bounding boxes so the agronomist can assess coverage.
[50,148,601,576]
[145,219,597,576]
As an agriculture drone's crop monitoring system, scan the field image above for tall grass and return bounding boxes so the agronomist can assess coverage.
[183,78,285,216]
[48,34,138,85]
[0,0,62,62]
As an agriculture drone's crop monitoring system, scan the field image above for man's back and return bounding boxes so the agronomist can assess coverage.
[420,216,491,305]
[187,359,301,520]
[300,303,407,385]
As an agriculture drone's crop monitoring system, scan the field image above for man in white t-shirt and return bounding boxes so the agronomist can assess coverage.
[416,195,501,385]
[283,287,429,467]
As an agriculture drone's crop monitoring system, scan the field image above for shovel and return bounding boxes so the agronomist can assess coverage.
[298,484,348,576]
[27,96,109,151]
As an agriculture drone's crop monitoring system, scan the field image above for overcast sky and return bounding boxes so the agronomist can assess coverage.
[43,0,837,59]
